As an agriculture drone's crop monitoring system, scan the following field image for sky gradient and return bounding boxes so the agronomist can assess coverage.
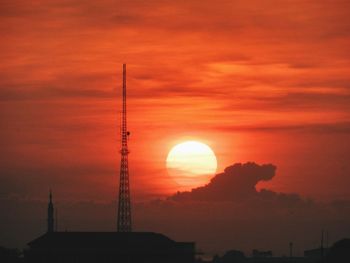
[1,0,350,253]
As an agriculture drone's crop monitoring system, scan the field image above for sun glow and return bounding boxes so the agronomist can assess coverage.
[166,141,217,187]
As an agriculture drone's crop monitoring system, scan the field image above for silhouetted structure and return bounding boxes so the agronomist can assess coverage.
[213,250,246,263]
[304,247,329,259]
[0,247,22,263]
[26,232,194,263]
[327,238,350,263]
[47,190,54,233]
[26,180,195,263]
[118,63,132,232]
[25,66,196,263]
[252,249,273,258]
[304,230,330,261]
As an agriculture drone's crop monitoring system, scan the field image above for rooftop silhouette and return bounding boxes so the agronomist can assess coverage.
[26,232,194,263]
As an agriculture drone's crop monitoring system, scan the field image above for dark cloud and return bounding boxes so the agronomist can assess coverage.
[133,163,350,255]
[170,163,277,201]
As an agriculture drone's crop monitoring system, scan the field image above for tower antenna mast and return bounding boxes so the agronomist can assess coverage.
[117,64,132,232]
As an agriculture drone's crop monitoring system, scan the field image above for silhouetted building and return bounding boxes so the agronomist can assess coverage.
[26,232,195,263]
[304,230,330,260]
[25,67,196,263]
[0,247,22,263]
[26,190,195,262]
[327,238,350,263]
[252,249,273,258]
[212,250,246,263]
[47,190,54,233]
[304,247,329,259]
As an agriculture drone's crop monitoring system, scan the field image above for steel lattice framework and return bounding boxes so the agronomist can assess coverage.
[117,64,132,232]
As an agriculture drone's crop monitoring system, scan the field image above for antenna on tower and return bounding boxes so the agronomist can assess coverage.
[117,64,132,232]
[118,111,122,144]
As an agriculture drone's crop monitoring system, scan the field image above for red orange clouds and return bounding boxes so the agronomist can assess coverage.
[0,0,350,202]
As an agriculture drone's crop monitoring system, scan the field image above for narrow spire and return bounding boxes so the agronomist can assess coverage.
[47,190,54,233]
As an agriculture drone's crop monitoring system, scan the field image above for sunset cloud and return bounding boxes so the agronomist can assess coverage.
[0,0,350,250]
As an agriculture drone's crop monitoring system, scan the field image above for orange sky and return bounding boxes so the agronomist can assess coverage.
[1,0,350,203]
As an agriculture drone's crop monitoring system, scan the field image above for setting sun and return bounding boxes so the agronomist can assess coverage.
[166,141,217,187]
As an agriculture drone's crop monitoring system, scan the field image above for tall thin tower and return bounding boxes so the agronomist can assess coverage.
[117,64,132,232]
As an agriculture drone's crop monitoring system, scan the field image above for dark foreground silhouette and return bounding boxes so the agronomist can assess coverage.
[25,231,194,263]
[2,237,349,263]
[208,238,350,263]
